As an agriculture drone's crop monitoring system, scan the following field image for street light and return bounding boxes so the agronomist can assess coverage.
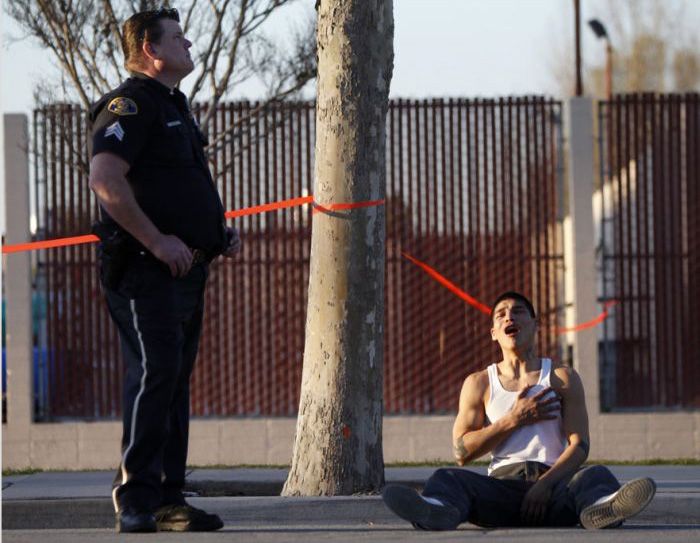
[588,18,613,99]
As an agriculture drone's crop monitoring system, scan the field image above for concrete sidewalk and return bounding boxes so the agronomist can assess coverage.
[3,465,700,530]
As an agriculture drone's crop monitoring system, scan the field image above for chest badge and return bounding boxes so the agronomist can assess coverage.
[107,97,138,116]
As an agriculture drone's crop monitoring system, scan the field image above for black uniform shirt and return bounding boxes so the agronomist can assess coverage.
[91,73,226,257]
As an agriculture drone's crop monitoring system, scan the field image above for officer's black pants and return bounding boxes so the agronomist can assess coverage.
[422,462,621,527]
[104,255,208,513]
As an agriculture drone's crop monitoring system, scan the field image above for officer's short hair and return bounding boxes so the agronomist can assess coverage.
[121,8,180,71]
[490,291,537,322]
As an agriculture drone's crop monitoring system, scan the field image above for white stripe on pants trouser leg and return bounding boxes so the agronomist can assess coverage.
[112,298,149,513]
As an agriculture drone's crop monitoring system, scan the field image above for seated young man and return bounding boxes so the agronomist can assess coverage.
[383,291,656,530]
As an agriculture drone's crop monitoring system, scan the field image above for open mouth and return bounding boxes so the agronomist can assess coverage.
[504,324,519,337]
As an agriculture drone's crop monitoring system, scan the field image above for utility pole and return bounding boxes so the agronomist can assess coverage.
[574,0,583,96]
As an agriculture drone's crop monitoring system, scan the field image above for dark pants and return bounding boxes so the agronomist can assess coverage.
[423,462,621,528]
[104,254,208,513]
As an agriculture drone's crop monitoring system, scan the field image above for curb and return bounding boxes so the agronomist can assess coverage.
[184,479,284,497]
[3,494,698,530]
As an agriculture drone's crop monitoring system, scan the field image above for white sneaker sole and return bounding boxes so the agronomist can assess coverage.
[580,477,656,529]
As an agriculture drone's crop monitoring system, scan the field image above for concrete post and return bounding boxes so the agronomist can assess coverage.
[563,98,600,418]
[3,114,33,454]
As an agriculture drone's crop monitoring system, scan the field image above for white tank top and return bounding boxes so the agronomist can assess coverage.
[485,358,566,474]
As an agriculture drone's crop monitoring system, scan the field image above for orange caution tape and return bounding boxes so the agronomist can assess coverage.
[3,207,617,335]
[312,199,385,215]
[401,252,492,315]
[225,195,313,219]
[402,251,617,334]
[1,234,100,254]
[1,195,384,254]
[557,300,618,333]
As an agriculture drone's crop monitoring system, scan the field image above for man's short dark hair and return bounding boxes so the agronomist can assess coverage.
[121,8,180,71]
[491,291,536,321]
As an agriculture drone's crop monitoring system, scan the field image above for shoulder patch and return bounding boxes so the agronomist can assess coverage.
[107,97,138,116]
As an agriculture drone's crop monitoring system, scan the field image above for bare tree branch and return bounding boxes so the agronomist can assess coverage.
[5,0,317,193]
[198,0,249,131]
[7,0,315,105]
[181,0,198,34]
[100,0,127,77]
[206,75,311,160]
[187,0,226,97]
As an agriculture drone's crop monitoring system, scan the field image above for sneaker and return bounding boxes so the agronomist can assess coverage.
[155,503,224,532]
[580,477,656,529]
[115,507,158,533]
[382,484,461,530]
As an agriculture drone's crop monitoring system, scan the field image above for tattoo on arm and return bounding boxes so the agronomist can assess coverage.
[577,440,590,457]
[453,437,468,460]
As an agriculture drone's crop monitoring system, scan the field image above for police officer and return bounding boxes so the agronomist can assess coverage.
[88,8,240,533]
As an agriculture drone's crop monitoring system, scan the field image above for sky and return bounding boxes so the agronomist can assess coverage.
[1,0,697,232]
[1,0,590,114]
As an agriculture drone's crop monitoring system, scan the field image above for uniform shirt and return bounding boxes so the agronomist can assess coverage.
[90,73,226,257]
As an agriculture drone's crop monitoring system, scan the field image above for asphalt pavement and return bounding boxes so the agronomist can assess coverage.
[3,465,700,542]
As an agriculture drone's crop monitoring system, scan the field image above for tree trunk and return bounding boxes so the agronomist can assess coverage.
[282,0,394,496]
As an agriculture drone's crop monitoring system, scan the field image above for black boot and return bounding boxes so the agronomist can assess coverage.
[155,503,224,532]
[116,507,158,533]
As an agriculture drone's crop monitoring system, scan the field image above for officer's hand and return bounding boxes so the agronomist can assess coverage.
[222,226,242,258]
[509,386,561,427]
[150,234,192,277]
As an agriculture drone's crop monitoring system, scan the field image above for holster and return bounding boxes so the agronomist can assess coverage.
[92,222,136,290]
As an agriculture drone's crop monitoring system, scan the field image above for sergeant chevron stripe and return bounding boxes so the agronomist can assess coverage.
[104,121,125,141]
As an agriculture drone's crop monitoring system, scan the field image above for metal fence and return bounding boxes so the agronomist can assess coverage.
[31,97,565,420]
[384,98,565,412]
[598,93,700,409]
